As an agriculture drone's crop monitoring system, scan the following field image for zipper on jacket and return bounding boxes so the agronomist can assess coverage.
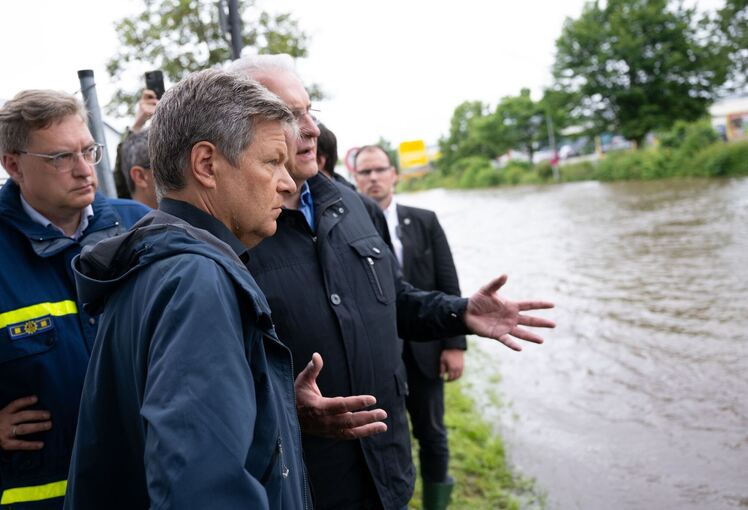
[287,354,312,509]
[278,438,289,479]
[366,257,385,299]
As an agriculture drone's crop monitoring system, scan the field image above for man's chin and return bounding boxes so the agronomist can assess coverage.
[291,162,319,182]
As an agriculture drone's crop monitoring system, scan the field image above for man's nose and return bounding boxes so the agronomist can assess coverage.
[70,153,94,177]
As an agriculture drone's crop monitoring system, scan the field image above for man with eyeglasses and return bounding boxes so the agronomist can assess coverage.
[354,145,466,510]
[229,55,556,510]
[0,89,149,509]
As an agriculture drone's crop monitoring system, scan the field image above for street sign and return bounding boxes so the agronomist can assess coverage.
[398,140,428,169]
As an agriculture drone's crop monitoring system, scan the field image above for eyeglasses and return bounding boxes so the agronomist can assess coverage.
[18,144,104,172]
[355,166,393,177]
[290,106,321,126]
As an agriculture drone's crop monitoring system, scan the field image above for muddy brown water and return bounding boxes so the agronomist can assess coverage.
[399,177,748,510]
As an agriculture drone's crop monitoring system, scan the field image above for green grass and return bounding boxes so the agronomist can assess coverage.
[408,381,544,510]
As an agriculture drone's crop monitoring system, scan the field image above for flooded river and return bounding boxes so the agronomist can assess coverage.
[399,177,748,510]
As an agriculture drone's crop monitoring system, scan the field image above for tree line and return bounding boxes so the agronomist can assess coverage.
[436,0,746,177]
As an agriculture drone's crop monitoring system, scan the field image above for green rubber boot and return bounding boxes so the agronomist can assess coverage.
[422,478,454,510]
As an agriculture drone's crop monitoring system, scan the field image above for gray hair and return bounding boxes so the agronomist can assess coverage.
[148,68,295,196]
[226,53,299,81]
[120,129,150,193]
[0,90,87,154]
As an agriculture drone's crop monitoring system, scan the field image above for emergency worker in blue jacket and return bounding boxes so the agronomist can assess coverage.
[0,89,149,508]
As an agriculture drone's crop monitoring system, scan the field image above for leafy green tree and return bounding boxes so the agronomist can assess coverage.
[437,101,492,173]
[553,0,731,146]
[493,88,546,162]
[107,0,309,115]
[717,0,748,91]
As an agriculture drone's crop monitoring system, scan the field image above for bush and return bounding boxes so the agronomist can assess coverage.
[690,140,748,177]
[559,160,596,182]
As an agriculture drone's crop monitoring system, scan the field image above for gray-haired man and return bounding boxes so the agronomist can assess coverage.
[65,69,323,509]
[229,55,555,510]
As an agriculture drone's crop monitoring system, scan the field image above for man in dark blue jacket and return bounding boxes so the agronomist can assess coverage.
[229,55,556,510]
[0,89,149,509]
[65,69,383,510]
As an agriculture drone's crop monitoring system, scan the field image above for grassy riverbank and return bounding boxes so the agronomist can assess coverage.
[400,121,748,192]
[408,380,543,510]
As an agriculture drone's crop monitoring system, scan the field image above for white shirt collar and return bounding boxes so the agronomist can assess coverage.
[20,193,94,240]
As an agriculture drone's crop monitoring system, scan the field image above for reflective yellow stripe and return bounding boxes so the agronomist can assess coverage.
[0,479,67,504]
[0,300,77,329]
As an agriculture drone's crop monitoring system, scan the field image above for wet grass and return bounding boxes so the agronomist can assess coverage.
[408,380,545,509]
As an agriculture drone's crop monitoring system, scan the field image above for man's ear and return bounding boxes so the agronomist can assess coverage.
[2,153,23,183]
[189,141,219,189]
[129,166,150,190]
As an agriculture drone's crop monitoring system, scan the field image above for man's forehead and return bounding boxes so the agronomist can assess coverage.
[256,69,309,108]
[30,115,92,146]
[356,148,389,166]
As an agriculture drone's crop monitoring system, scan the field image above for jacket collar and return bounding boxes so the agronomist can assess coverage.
[0,180,122,257]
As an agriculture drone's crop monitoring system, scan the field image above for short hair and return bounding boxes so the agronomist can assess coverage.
[317,123,338,174]
[354,145,394,170]
[226,53,299,82]
[148,69,295,197]
[0,90,87,154]
[120,129,151,193]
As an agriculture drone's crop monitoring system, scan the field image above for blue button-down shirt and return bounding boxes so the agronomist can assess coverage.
[298,181,315,231]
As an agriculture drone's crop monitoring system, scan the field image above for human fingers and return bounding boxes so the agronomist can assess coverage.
[509,326,545,344]
[142,89,158,100]
[340,421,388,440]
[306,395,379,417]
[517,314,556,328]
[498,334,523,352]
[3,438,44,451]
[11,420,52,437]
[10,410,51,425]
[517,301,554,311]
[2,395,39,414]
[295,353,324,388]
[480,275,508,296]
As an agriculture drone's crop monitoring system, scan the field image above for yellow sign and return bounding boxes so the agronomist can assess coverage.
[398,140,429,169]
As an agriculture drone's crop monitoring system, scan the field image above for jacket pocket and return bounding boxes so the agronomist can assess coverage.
[0,315,57,365]
[350,237,396,305]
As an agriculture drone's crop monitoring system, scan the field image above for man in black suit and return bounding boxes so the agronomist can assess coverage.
[353,145,466,510]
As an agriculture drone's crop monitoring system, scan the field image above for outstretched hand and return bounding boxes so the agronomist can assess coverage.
[294,353,388,439]
[464,275,555,351]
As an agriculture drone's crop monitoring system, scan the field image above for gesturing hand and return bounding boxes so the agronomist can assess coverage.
[464,275,555,351]
[294,353,388,439]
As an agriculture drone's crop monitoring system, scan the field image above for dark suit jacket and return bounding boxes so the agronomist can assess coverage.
[398,204,467,379]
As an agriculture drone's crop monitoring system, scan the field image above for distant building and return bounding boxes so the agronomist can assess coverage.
[710,96,748,141]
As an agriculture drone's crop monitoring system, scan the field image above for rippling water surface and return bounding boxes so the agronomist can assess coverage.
[400,178,748,510]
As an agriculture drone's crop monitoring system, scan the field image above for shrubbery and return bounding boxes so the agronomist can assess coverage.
[401,119,748,191]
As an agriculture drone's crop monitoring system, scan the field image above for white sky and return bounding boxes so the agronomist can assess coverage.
[0,0,724,155]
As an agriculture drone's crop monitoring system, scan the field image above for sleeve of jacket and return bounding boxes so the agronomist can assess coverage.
[428,212,468,351]
[140,258,269,509]
[393,255,470,342]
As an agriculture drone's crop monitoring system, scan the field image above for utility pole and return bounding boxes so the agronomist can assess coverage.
[545,110,559,181]
[78,70,116,197]
[227,0,243,60]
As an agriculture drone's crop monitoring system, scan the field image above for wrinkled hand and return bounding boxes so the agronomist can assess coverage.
[0,395,51,452]
[440,349,465,382]
[464,275,555,351]
[294,353,388,439]
[132,89,159,133]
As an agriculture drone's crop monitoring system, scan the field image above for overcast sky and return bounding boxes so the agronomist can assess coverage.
[0,0,724,155]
